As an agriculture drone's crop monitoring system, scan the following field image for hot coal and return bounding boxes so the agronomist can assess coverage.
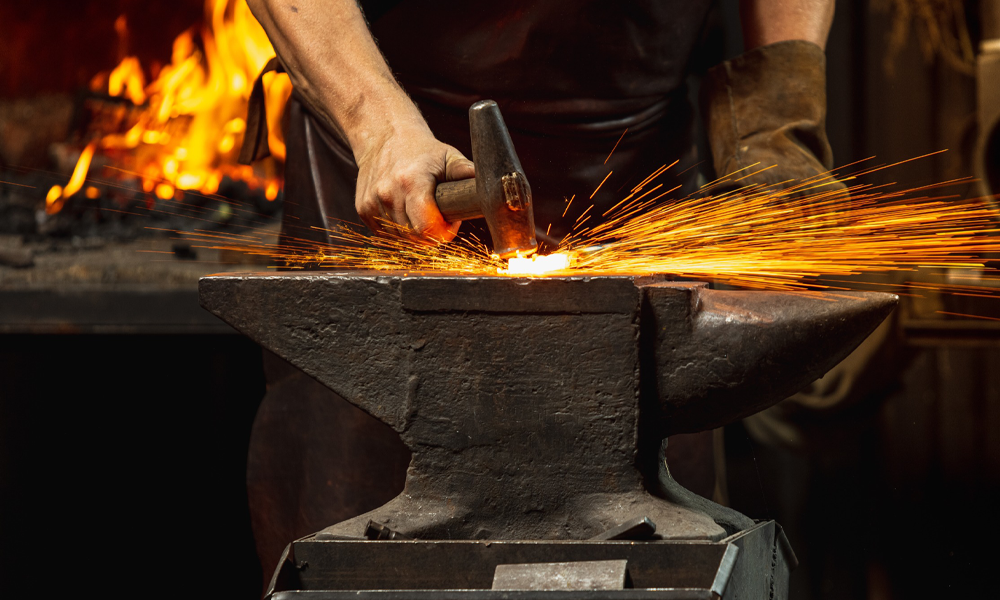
[0,165,282,246]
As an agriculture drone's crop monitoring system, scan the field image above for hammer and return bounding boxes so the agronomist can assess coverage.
[434,100,538,259]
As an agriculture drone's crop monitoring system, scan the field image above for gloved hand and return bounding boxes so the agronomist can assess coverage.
[700,40,846,194]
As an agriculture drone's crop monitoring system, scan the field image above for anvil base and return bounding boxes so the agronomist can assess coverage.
[265,521,794,600]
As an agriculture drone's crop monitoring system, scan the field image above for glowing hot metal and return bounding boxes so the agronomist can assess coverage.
[502,253,572,275]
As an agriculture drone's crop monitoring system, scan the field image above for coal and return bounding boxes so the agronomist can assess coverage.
[0,164,283,244]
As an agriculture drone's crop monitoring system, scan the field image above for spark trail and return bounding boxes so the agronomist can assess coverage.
[175,156,1000,296]
[560,169,999,290]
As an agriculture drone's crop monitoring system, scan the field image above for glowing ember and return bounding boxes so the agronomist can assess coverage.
[47,1,289,212]
[502,253,572,275]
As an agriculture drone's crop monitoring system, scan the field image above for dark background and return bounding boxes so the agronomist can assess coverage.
[0,0,205,99]
[0,334,265,597]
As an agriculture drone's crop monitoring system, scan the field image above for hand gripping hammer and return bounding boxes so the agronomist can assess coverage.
[433,100,538,259]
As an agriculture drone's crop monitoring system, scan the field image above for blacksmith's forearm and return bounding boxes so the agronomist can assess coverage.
[739,0,835,50]
[245,0,427,159]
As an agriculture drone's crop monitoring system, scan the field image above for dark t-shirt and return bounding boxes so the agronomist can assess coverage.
[368,1,712,133]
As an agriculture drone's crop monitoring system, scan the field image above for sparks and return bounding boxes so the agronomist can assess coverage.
[604,128,628,165]
[559,170,1000,290]
[590,171,613,200]
[171,158,1000,295]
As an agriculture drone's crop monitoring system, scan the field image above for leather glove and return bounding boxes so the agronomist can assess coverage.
[700,40,845,194]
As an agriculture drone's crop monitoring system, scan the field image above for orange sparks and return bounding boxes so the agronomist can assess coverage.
[632,160,677,192]
[604,129,628,165]
[556,170,1000,289]
[561,194,576,218]
[590,171,613,200]
[0,180,36,189]
[168,157,1000,297]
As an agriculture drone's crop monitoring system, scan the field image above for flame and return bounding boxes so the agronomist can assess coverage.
[50,1,289,213]
[108,57,146,105]
[46,141,97,214]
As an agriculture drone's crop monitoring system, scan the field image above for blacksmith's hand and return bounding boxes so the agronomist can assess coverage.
[353,116,473,241]
[245,0,473,243]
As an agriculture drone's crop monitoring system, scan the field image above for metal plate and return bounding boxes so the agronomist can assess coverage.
[492,560,628,591]
[265,522,793,599]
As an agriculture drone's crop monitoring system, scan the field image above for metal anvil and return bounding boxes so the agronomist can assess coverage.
[200,273,895,542]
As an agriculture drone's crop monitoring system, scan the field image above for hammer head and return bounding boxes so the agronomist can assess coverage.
[469,101,537,258]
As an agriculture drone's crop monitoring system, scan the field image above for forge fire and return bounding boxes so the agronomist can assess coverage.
[45,0,289,216]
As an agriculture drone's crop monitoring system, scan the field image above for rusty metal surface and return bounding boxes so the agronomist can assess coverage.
[247,363,410,574]
[272,592,714,600]
[270,538,728,592]
[200,272,895,542]
[399,276,641,314]
[590,517,657,541]
[719,522,796,600]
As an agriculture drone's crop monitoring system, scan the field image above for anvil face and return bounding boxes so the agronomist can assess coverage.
[200,272,895,541]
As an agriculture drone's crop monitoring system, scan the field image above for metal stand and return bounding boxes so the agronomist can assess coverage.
[265,521,796,600]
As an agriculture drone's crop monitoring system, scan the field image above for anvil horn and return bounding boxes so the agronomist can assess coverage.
[641,283,898,435]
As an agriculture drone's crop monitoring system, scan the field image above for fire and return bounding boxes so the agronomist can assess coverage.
[107,57,146,105]
[46,141,98,214]
[47,0,290,212]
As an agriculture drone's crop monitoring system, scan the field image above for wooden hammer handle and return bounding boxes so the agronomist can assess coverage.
[435,178,481,222]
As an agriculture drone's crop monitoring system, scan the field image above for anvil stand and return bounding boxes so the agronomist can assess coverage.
[200,272,896,600]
